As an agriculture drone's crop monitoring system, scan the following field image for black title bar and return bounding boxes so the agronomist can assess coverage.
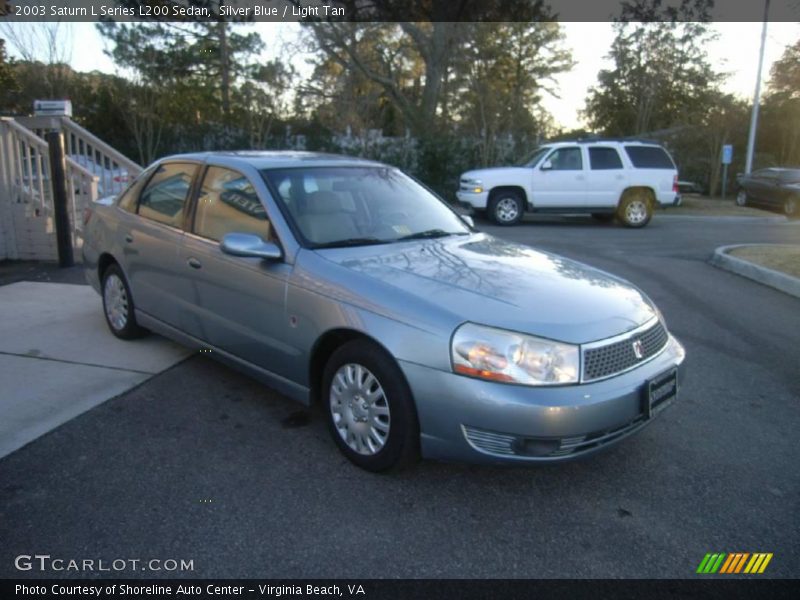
[1,0,799,22]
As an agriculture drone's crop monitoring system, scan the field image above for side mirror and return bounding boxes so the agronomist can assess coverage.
[540,160,553,171]
[220,233,282,260]
[460,214,475,228]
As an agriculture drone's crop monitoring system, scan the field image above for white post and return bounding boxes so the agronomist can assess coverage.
[745,0,770,175]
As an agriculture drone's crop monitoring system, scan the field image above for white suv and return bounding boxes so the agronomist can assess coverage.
[456,139,681,228]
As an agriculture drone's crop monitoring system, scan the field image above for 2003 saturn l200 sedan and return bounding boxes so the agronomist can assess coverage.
[83,151,685,471]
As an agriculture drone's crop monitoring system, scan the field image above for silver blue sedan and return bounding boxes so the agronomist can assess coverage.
[82,152,685,471]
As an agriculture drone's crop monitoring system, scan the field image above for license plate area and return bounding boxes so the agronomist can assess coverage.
[643,368,678,418]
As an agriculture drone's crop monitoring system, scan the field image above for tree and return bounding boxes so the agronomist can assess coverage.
[302,2,554,137]
[0,39,19,112]
[448,22,573,165]
[759,39,800,166]
[0,22,73,97]
[584,1,721,136]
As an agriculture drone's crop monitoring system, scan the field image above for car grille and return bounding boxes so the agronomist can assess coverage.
[462,417,648,460]
[582,320,668,382]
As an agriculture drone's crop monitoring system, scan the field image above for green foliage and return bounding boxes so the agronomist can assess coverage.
[584,19,721,136]
[0,38,19,112]
[758,39,800,167]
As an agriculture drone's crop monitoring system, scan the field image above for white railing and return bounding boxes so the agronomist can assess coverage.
[17,115,143,199]
[0,117,101,258]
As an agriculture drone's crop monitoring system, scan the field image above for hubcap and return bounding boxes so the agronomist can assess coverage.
[104,274,128,331]
[329,363,390,456]
[495,197,520,222]
[625,199,648,224]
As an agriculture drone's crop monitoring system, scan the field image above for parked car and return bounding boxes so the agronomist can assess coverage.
[676,180,703,195]
[736,168,800,216]
[457,139,681,228]
[82,152,685,471]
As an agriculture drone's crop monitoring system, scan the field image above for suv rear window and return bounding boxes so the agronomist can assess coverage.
[624,146,675,169]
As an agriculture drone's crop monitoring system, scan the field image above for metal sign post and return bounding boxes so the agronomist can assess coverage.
[721,144,733,201]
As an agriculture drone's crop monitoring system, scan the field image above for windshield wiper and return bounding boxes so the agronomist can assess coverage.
[395,229,468,241]
[313,237,392,249]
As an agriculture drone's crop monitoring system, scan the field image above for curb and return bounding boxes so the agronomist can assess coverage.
[658,214,789,224]
[710,244,800,299]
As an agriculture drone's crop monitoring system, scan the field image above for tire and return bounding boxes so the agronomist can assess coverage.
[488,191,524,226]
[591,213,615,222]
[322,339,419,472]
[617,189,654,228]
[783,196,798,217]
[101,263,146,340]
[735,189,749,207]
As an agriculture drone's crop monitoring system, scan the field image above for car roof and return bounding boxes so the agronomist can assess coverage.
[156,150,386,170]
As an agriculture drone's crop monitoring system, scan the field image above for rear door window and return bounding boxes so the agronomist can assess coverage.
[137,162,198,227]
[624,146,675,169]
[589,147,624,170]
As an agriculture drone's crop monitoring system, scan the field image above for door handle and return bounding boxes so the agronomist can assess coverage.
[124,234,133,243]
[187,258,202,269]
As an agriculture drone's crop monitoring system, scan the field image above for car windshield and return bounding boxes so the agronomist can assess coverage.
[261,166,470,248]
[517,147,551,167]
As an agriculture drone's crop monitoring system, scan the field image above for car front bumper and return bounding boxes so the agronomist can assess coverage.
[456,189,490,210]
[400,334,686,464]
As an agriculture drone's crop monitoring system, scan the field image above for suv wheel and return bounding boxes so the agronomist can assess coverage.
[617,190,654,228]
[489,192,524,226]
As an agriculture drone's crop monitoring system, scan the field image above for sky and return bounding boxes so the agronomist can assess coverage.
[4,21,799,131]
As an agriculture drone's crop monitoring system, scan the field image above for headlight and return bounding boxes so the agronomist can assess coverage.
[451,323,579,385]
[461,178,483,193]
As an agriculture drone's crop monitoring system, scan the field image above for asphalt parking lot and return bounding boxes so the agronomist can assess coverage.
[1,214,799,579]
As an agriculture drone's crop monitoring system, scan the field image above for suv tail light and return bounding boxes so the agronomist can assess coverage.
[673,175,679,193]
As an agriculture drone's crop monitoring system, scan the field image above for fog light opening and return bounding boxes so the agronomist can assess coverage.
[511,437,561,457]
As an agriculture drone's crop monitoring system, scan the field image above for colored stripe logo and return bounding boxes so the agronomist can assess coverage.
[696,552,773,574]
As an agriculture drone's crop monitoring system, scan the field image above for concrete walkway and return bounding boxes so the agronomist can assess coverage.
[0,281,190,459]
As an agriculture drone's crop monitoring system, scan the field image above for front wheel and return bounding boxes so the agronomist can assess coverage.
[784,196,798,217]
[736,189,749,207]
[322,340,419,472]
[488,192,524,226]
[617,190,654,228]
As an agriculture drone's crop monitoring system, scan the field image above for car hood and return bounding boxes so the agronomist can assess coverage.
[462,167,530,182]
[322,233,658,344]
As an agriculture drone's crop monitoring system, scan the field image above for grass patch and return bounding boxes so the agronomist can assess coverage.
[665,196,776,217]
[728,245,800,279]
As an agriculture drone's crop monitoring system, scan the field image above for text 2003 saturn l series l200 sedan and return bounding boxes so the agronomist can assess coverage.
[82,151,685,471]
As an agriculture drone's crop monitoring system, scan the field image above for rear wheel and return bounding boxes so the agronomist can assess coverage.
[488,191,524,226]
[617,189,654,228]
[322,340,419,472]
[102,264,146,340]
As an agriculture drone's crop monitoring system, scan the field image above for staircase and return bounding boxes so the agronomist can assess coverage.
[0,116,142,261]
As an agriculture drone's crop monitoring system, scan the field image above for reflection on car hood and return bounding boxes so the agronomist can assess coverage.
[322,233,658,344]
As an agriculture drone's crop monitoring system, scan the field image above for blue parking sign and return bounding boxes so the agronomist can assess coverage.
[722,144,733,164]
